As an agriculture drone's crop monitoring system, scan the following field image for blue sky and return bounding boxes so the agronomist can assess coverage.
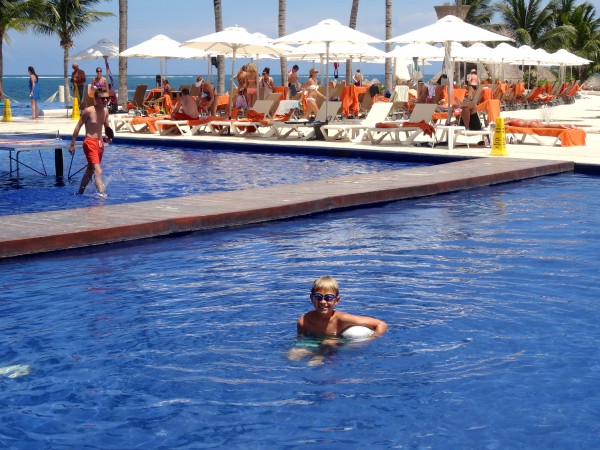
[3,0,444,76]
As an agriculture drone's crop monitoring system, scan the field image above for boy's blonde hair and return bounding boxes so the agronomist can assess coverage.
[311,276,339,295]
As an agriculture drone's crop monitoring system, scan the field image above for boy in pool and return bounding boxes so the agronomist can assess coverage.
[288,276,387,365]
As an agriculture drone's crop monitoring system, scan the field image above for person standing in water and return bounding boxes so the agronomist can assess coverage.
[68,88,113,196]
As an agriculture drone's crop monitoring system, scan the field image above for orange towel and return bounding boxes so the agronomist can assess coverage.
[506,125,586,147]
[375,122,399,128]
[477,99,501,124]
[341,85,359,117]
[131,115,170,134]
[402,121,435,137]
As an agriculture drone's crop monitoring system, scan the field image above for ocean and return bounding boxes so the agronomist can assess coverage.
[1,73,435,116]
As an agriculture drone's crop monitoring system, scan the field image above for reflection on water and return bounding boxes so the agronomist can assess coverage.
[0,144,417,215]
[1,173,599,447]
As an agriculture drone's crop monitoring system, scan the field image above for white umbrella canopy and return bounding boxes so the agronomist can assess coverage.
[550,49,591,83]
[69,38,119,60]
[385,43,443,60]
[181,26,288,108]
[275,19,382,116]
[69,38,120,98]
[121,34,208,81]
[388,14,512,123]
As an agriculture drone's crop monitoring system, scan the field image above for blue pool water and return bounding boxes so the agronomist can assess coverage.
[0,143,418,216]
[1,172,599,448]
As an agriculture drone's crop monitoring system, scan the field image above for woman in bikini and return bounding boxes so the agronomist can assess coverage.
[91,67,107,92]
[245,63,258,107]
[301,67,326,119]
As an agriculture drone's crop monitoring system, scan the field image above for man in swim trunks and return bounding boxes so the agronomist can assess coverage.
[68,88,113,196]
[289,276,387,365]
[171,88,200,120]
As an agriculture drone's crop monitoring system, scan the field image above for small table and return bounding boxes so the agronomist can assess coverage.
[0,138,67,180]
[435,125,466,151]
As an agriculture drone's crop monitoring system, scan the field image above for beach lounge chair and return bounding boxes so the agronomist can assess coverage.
[321,102,393,143]
[230,100,298,137]
[271,101,342,140]
[505,120,586,147]
[365,103,437,145]
[206,99,277,136]
[126,84,148,111]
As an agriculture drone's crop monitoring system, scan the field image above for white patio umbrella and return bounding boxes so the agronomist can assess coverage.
[489,42,519,81]
[275,19,382,117]
[69,38,120,98]
[388,15,511,123]
[551,49,592,82]
[386,43,443,83]
[181,26,288,90]
[121,34,209,82]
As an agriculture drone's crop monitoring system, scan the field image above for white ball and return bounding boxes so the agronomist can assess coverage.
[340,325,374,339]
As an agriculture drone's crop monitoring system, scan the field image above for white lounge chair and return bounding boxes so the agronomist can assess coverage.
[271,101,342,140]
[207,99,276,136]
[230,100,299,137]
[366,103,437,145]
[321,102,393,143]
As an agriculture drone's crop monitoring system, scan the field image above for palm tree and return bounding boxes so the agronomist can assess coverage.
[462,0,494,27]
[385,0,392,90]
[493,0,554,47]
[0,0,40,86]
[118,0,127,108]
[546,0,600,79]
[30,0,112,101]
[213,0,224,94]
[346,0,359,83]
[278,0,287,87]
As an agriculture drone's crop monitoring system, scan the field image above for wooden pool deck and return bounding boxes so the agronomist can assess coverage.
[0,157,573,259]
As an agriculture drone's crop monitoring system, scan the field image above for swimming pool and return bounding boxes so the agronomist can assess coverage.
[0,143,421,216]
[1,172,598,448]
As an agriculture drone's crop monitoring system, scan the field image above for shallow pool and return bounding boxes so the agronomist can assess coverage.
[0,143,419,216]
[1,172,599,448]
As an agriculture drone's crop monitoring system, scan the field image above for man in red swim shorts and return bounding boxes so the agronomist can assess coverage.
[69,88,113,196]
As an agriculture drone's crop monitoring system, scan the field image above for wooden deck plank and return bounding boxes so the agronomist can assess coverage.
[0,158,573,258]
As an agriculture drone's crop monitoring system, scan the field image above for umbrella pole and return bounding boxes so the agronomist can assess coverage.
[445,42,453,125]
[325,42,330,120]
[104,56,115,91]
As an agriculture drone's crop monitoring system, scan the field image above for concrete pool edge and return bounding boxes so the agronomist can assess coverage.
[0,157,573,259]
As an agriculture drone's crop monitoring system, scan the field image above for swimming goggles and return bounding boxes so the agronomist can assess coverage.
[310,293,338,302]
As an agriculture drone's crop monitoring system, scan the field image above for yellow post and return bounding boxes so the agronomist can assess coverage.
[2,99,12,122]
[490,117,508,156]
[71,97,80,120]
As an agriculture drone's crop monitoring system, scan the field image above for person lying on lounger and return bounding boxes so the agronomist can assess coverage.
[504,118,577,129]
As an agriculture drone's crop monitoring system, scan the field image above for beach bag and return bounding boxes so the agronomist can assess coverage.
[234,93,248,109]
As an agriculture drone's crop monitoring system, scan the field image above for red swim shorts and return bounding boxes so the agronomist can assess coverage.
[82,136,104,165]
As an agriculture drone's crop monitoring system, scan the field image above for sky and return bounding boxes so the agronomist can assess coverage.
[2,0,445,76]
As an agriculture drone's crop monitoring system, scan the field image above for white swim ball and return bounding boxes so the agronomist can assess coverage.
[340,326,374,339]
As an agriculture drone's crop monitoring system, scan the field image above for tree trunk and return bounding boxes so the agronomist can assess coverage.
[434,4,470,20]
[278,0,287,87]
[63,46,70,103]
[385,0,392,90]
[346,0,359,84]
[214,0,224,94]
[118,0,128,108]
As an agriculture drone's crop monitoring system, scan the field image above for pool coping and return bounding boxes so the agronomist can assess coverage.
[0,156,574,259]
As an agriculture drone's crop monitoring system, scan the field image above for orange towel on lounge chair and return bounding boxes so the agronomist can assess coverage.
[506,126,586,147]
[402,121,435,137]
[477,99,501,124]
[130,115,170,133]
[341,85,359,117]
[375,122,398,128]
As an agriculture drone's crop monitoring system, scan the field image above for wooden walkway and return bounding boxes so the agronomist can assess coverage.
[0,158,573,258]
